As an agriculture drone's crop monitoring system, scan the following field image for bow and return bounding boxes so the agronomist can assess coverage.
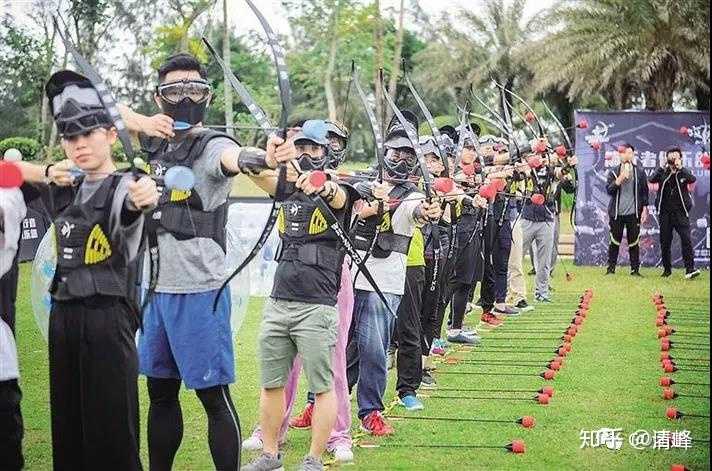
[541,100,578,233]
[205,0,291,311]
[493,81,545,139]
[379,69,442,293]
[349,61,385,269]
[53,13,162,314]
[402,69,456,279]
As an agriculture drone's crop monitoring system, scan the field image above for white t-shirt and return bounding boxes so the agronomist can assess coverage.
[0,188,26,381]
[353,191,423,296]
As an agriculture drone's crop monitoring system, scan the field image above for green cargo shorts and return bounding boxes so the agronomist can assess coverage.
[258,298,338,394]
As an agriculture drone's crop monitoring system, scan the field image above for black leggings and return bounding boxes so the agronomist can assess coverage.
[449,282,473,330]
[147,377,241,471]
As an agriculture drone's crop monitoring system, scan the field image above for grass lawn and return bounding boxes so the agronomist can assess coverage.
[14,262,710,470]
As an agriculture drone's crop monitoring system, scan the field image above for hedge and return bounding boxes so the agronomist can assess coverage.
[0,137,41,160]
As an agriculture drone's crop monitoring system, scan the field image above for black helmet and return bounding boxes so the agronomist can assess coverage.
[46,70,112,138]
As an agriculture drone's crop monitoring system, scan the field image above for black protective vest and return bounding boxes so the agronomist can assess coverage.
[276,191,344,276]
[141,129,238,251]
[352,183,417,258]
[49,175,136,302]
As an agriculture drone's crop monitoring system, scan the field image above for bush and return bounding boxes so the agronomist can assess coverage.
[0,137,40,160]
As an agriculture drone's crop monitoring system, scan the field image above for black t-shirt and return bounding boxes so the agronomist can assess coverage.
[271,187,353,306]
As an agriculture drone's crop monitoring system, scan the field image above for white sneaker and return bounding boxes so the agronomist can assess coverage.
[242,435,264,451]
[685,269,701,280]
[333,445,354,463]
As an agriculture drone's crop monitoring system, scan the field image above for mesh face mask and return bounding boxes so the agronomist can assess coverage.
[156,79,212,126]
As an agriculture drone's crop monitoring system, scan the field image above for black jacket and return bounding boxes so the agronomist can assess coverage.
[606,164,649,221]
[649,166,696,218]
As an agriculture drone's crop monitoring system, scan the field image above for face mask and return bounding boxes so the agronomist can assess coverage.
[160,97,209,126]
[297,153,326,171]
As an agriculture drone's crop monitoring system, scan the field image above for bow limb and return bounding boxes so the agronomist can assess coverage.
[349,63,385,276]
[53,14,135,166]
[206,0,292,311]
[379,70,442,292]
[403,72,450,177]
[493,81,545,138]
[540,100,578,232]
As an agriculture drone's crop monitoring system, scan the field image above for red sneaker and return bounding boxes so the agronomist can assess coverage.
[360,411,394,436]
[289,403,314,429]
[481,312,503,326]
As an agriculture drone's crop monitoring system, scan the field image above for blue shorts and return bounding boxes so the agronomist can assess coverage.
[138,288,235,390]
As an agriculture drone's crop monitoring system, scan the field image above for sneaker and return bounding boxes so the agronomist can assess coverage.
[433,338,449,350]
[430,344,446,356]
[289,403,314,429]
[685,269,701,280]
[515,299,534,312]
[241,452,284,471]
[661,270,672,277]
[630,270,643,277]
[360,411,393,436]
[421,368,437,389]
[481,312,503,326]
[527,268,536,276]
[297,455,323,471]
[605,267,615,275]
[242,435,264,451]
[332,446,354,463]
[493,305,521,317]
[447,330,481,345]
[535,294,553,303]
[399,394,424,411]
[387,346,396,370]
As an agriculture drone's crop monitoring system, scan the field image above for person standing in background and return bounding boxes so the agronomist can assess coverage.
[605,143,649,276]
[649,147,700,279]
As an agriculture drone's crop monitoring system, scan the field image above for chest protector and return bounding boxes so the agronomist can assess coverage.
[352,183,417,258]
[49,175,136,301]
[276,191,344,276]
[141,129,238,251]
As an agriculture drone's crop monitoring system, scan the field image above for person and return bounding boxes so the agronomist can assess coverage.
[119,53,284,471]
[521,138,575,302]
[0,162,27,471]
[17,69,160,470]
[605,143,649,276]
[241,124,358,471]
[649,147,700,279]
[506,161,532,311]
[346,111,441,436]
[242,120,356,464]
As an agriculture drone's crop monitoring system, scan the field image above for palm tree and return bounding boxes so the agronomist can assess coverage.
[413,0,534,117]
[527,0,710,110]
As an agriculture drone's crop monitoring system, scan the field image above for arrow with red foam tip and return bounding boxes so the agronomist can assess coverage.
[358,439,526,453]
[666,406,710,420]
[308,170,328,188]
[0,161,23,188]
[662,387,710,400]
[660,376,710,387]
[670,465,689,471]
[387,414,537,429]
[433,177,454,194]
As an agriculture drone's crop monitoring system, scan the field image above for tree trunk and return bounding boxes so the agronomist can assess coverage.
[373,0,385,134]
[644,57,677,110]
[222,0,234,135]
[695,85,711,111]
[324,0,342,121]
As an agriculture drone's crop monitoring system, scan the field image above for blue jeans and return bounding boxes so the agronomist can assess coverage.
[346,289,401,419]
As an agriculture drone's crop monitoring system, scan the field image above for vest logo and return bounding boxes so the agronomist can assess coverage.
[169,189,191,202]
[277,207,286,234]
[309,208,328,235]
[60,221,75,238]
[288,203,301,216]
[153,163,167,177]
[379,212,392,231]
[85,224,112,265]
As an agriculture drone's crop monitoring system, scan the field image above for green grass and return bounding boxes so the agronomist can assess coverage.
[14,263,710,470]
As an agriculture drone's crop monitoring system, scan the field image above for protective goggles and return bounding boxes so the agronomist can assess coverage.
[156,79,212,104]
